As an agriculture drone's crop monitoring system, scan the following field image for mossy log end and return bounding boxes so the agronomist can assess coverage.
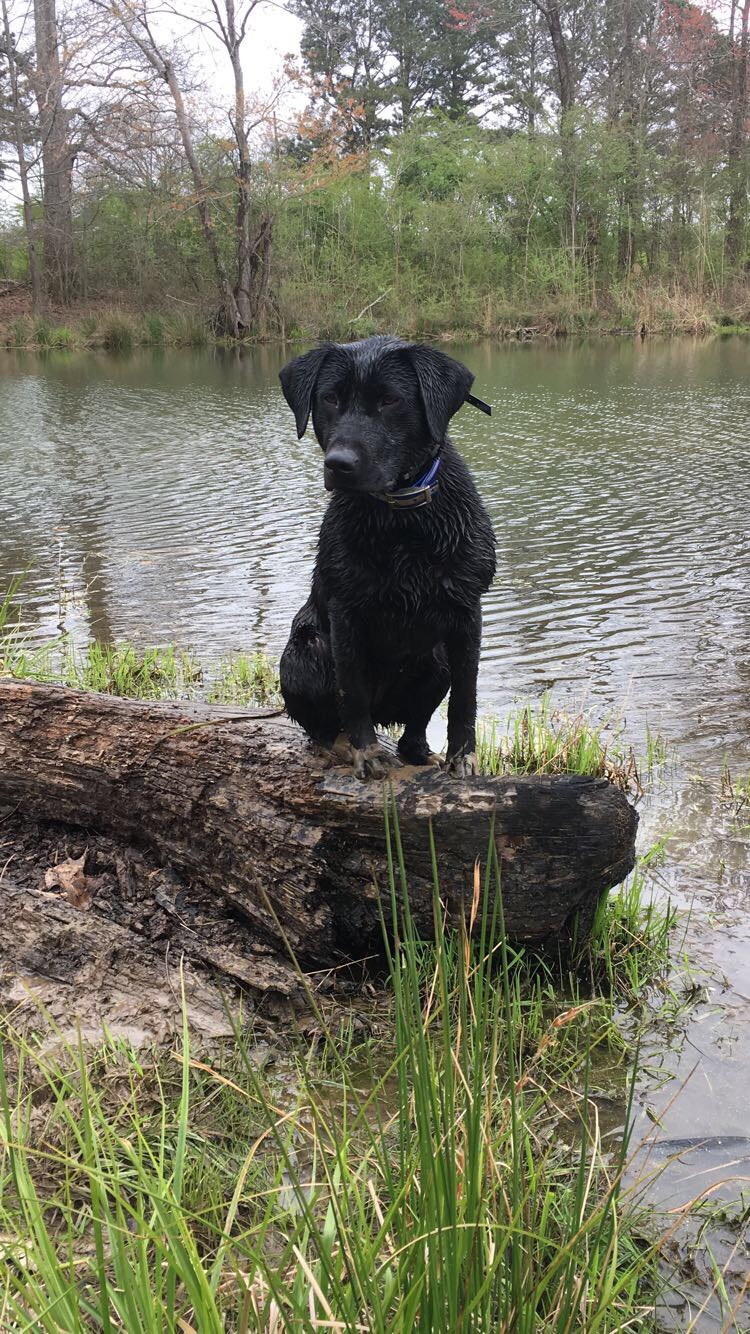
[0,681,638,1036]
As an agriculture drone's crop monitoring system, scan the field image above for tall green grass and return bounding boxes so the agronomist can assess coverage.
[101,312,135,352]
[585,842,676,1000]
[1,581,279,705]
[3,636,203,700]
[208,650,281,706]
[0,803,681,1331]
[1,309,214,351]
[0,572,25,638]
[0,588,708,1325]
[478,693,642,791]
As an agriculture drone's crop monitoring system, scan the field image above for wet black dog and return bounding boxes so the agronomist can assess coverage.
[278,336,496,779]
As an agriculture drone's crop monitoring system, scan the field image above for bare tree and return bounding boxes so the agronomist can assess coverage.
[89,0,237,327]
[92,0,274,335]
[208,0,273,332]
[32,0,78,300]
[0,0,43,310]
[2,0,166,306]
[727,0,750,266]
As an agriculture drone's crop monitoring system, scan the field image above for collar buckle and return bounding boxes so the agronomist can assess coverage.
[371,455,440,510]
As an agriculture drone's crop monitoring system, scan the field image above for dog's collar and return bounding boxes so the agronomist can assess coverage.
[466,392,492,416]
[371,455,441,510]
[368,395,490,510]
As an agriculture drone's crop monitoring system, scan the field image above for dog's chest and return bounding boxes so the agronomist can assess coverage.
[347,543,470,624]
[319,498,493,629]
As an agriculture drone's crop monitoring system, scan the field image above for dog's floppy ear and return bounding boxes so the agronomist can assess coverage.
[405,344,475,442]
[279,345,333,438]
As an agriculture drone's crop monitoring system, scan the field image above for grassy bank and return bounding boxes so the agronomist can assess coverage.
[0,805,684,1331]
[2,280,750,353]
[0,306,212,353]
[1,610,734,1327]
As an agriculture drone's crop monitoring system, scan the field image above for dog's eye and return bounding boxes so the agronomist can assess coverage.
[322,391,338,407]
[380,394,400,409]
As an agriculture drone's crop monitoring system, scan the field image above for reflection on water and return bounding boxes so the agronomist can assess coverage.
[1,337,750,1242]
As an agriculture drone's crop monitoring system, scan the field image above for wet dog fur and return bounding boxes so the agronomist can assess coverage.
[278,335,496,779]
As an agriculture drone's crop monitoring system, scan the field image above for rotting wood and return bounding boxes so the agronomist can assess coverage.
[0,680,638,1039]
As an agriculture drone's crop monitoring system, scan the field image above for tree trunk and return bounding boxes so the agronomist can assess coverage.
[534,0,574,115]
[162,59,242,336]
[104,0,242,337]
[532,1,582,268]
[33,0,77,303]
[1,0,43,314]
[726,0,750,268]
[0,682,638,1038]
[616,0,643,276]
[225,0,271,334]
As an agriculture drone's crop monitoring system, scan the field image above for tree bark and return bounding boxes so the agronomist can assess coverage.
[0,682,638,1034]
[162,57,242,336]
[616,0,643,276]
[727,0,750,268]
[32,0,77,303]
[1,0,43,314]
[533,0,574,115]
[221,0,271,333]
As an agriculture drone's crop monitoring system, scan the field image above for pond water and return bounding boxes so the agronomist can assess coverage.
[1,337,750,1315]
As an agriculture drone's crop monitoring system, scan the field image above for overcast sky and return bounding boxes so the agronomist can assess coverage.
[0,1,304,211]
[231,3,303,95]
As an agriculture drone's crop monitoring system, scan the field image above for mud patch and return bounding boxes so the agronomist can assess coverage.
[0,810,313,1044]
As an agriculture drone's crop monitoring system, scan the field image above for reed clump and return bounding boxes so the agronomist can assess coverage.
[477,693,643,793]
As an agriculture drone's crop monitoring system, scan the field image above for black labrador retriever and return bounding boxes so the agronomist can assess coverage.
[278,335,496,779]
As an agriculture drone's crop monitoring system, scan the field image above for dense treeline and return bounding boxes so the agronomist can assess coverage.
[0,0,748,339]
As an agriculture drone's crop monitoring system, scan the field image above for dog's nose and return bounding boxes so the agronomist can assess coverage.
[324,449,358,477]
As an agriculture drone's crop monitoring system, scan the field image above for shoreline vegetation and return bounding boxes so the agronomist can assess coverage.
[2,599,749,1325]
[1,0,748,362]
[2,282,750,353]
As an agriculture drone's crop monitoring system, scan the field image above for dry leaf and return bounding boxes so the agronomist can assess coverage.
[44,851,102,910]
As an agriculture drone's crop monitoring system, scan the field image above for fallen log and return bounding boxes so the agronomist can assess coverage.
[0,681,637,1036]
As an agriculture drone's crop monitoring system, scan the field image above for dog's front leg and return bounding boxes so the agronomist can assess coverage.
[329,606,400,780]
[444,606,482,778]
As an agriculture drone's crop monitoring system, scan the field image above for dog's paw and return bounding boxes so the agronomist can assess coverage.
[311,734,352,770]
[397,737,443,767]
[352,742,402,781]
[445,750,478,778]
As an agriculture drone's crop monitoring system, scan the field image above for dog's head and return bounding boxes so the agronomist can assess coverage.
[279,335,475,494]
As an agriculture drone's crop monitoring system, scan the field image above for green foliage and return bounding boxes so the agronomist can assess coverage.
[2,636,204,699]
[477,692,639,791]
[586,843,677,1000]
[2,110,746,341]
[70,642,203,697]
[5,316,31,347]
[0,0,747,334]
[143,311,165,343]
[208,651,281,706]
[0,236,29,281]
[0,573,25,637]
[30,319,78,349]
[0,602,279,709]
[165,311,209,347]
[33,317,54,347]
